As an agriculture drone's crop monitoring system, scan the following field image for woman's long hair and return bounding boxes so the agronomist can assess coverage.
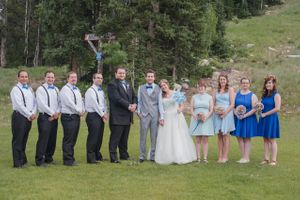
[218,74,229,93]
[262,74,277,98]
[159,79,169,98]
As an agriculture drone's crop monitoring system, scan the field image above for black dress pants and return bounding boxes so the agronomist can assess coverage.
[11,111,32,167]
[35,113,58,165]
[86,112,105,163]
[109,124,130,162]
[61,113,80,165]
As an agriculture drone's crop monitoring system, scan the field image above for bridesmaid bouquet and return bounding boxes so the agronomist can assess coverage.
[172,91,186,104]
[215,106,225,115]
[236,105,246,119]
[197,112,206,121]
[254,102,264,117]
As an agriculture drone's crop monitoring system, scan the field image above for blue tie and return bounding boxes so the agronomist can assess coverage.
[22,84,28,89]
[98,86,102,91]
[73,86,77,90]
[48,85,55,89]
[146,85,153,89]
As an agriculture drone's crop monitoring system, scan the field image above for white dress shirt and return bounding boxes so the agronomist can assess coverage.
[10,82,37,119]
[60,83,84,115]
[36,83,60,116]
[137,83,164,120]
[84,84,107,117]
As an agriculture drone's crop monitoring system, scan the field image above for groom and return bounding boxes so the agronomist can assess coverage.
[107,66,137,163]
[137,69,164,163]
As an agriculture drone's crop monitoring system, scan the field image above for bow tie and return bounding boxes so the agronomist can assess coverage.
[146,85,153,89]
[72,86,77,90]
[48,85,55,89]
[98,86,102,91]
[22,84,28,89]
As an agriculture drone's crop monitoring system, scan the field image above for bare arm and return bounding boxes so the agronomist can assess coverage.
[243,93,258,118]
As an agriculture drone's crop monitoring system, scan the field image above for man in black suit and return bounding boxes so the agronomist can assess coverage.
[107,66,137,163]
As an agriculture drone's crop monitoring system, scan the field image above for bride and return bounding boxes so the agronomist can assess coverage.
[155,79,197,164]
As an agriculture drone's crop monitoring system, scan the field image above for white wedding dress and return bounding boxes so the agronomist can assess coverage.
[155,94,197,164]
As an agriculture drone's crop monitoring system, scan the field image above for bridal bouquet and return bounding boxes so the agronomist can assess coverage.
[236,105,246,119]
[215,106,225,115]
[172,91,186,104]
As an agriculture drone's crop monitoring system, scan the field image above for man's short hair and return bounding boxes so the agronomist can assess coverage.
[17,70,28,77]
[145,69,156,76]
[114,65,127,73]
[93,73,103,79]
[67,71,77,79]
[44,70,55,77]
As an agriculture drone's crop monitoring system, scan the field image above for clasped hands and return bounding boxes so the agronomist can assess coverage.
[128,104,137,112]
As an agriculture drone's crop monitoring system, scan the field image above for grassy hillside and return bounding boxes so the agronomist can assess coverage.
[225,0,300,113]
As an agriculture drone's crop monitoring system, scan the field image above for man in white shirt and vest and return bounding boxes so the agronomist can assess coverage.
[35,71,60,167]
[60,71,85,166]
[85,73,108,164]
[137,69,164,163]
[10,70,37,168]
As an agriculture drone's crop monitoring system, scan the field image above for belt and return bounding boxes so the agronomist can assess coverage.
[61,113,79,117]
[39,112,51,117]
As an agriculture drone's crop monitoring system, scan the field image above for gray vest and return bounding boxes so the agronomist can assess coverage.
[139,85,160,118]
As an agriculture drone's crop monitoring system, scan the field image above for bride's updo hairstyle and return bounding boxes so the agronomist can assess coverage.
[159,79,170,98]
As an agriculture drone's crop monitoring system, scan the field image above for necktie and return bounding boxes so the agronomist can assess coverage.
[121,81,127,90]
[22,84,28,89]
[48,85,55,89]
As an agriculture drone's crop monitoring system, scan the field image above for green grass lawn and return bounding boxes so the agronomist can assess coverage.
[1,1,300,199]
[0,104,300,200]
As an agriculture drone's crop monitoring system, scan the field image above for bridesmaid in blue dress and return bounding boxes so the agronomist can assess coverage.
[257,75,281,166]
[213,74,235,163]
[232,77,258,164]
[189,80,214,163]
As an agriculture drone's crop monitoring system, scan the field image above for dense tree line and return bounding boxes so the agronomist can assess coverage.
[0,0,283,85]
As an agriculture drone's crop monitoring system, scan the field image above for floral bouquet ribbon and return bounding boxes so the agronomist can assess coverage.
[192,112,205,133]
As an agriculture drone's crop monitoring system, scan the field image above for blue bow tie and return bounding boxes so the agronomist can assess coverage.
[98,86,102,91]
[48,85,55,89]
[72,86,77,90]
[146,85,153,89]
[22,84,28,89]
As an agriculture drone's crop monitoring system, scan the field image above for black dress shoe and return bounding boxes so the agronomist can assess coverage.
[139,159,144,163]
[37,163,48,168]
[45,160,56,165]
[88,161,100,165]
[150,159,155,162]
[64,161,79,166]
[120,157,131,160]
[111,160,121,164]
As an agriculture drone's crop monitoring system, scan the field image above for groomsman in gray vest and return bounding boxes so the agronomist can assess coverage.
[10,70,37,168]
[35,71,60,167]
[137,69,164,163]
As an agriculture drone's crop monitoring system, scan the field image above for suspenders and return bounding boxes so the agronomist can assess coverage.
[90,87,100,105]
[66,85,77,105]
[16,86,26,107]
[41,85,58,107]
